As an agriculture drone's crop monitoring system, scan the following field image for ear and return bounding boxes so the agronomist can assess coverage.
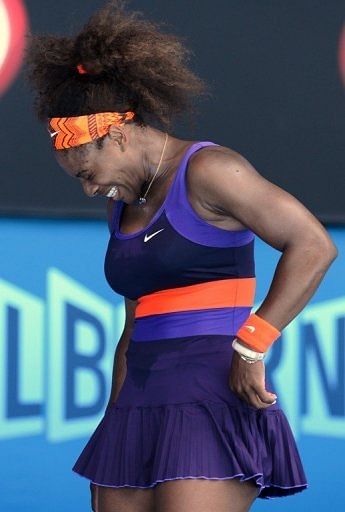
[108,125,127,148]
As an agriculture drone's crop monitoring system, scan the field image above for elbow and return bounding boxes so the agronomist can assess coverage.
[285,229,338,270]
[289,234,338,269]
[322,238,338,262]
[328,244,338,261]
[316,227,339,262]
[310,238,338,267]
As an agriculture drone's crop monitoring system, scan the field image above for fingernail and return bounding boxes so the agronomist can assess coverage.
[271,399,277,404]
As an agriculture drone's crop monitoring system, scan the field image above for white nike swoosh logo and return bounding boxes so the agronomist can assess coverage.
[144,229,165,242]
[49,130,60,138]
[244,325,255,333]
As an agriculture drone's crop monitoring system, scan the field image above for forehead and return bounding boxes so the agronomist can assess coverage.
[54,144,92,176]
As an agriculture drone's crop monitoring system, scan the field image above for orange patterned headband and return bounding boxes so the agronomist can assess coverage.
[47,111,136,150]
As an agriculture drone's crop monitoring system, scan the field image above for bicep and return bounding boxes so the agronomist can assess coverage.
[194,150,335,253]
[106,201,137,339]
[117,298,137,351]
[107,201,137,331]
[124,297,137,333]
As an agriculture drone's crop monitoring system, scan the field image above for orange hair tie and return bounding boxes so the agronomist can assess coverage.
[77,63,88,74]
[235,313,281,353]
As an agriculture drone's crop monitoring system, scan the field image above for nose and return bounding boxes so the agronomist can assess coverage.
[82,182,99,197]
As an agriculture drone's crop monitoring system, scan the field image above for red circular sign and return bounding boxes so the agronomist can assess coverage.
[0,0,28,97]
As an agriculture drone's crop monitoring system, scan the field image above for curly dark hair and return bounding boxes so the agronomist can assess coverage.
[24,0,210,139]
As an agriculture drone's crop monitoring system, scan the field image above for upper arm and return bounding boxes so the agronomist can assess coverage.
[124,296,137,333]
[190,148,337,255]
[107,200,138,330]
[106,200,138,337]
[106,200,138,330]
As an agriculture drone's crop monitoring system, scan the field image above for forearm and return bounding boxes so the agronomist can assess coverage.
[239,242,337,350]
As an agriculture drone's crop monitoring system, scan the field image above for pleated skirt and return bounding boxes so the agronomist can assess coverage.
[72,334,308,500]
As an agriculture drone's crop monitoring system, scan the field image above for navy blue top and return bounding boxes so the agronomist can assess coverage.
[104,141,256,340]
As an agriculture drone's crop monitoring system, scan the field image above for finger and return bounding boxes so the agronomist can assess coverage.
[253,387,277,405]
[239,387,259,408]
[252,391,276,409]
[240,388,269,409]
[231,385,276,410]
[231,386,252,407]
[237,382,276,409]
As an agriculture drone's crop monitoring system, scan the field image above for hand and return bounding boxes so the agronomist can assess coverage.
[228,351,277,409]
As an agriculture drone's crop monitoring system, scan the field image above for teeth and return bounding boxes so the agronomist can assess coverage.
[106,186,118,198]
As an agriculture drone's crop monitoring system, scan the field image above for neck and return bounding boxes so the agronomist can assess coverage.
[141,129,169,182]
[133,126,189,201]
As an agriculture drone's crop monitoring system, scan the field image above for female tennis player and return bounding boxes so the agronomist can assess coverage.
[25,1,337,511]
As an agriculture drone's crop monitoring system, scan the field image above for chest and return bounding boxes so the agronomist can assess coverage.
[105,208,255,300]
[119,173,246,234]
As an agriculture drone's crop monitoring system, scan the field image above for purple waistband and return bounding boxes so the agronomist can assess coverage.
[131,307,252,342]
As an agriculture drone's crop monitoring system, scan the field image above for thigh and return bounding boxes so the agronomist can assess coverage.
[154,477,260,512]
[90,482,155,512]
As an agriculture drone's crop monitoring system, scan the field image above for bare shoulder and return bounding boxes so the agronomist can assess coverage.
[188,144,261,198]
[187,143,262,213]
[191,144,239,162]
[187,143,335,252]
[186,144,254,231]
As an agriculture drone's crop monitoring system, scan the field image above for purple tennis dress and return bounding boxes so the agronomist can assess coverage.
[72,141,308,499]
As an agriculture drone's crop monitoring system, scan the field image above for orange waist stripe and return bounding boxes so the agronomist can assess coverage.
[135,278,256,318]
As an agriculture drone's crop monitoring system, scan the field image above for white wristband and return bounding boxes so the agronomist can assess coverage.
[232,338,266,362]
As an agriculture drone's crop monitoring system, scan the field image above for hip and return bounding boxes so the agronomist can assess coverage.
[113,334,278,412]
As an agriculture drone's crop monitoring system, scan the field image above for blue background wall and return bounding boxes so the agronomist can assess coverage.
[0,218,343,511]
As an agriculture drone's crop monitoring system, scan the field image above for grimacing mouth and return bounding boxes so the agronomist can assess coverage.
[105,185,119,198]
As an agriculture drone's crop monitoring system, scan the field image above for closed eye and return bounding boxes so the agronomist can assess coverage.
[79,173,94,182]
[76,169,93,180]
